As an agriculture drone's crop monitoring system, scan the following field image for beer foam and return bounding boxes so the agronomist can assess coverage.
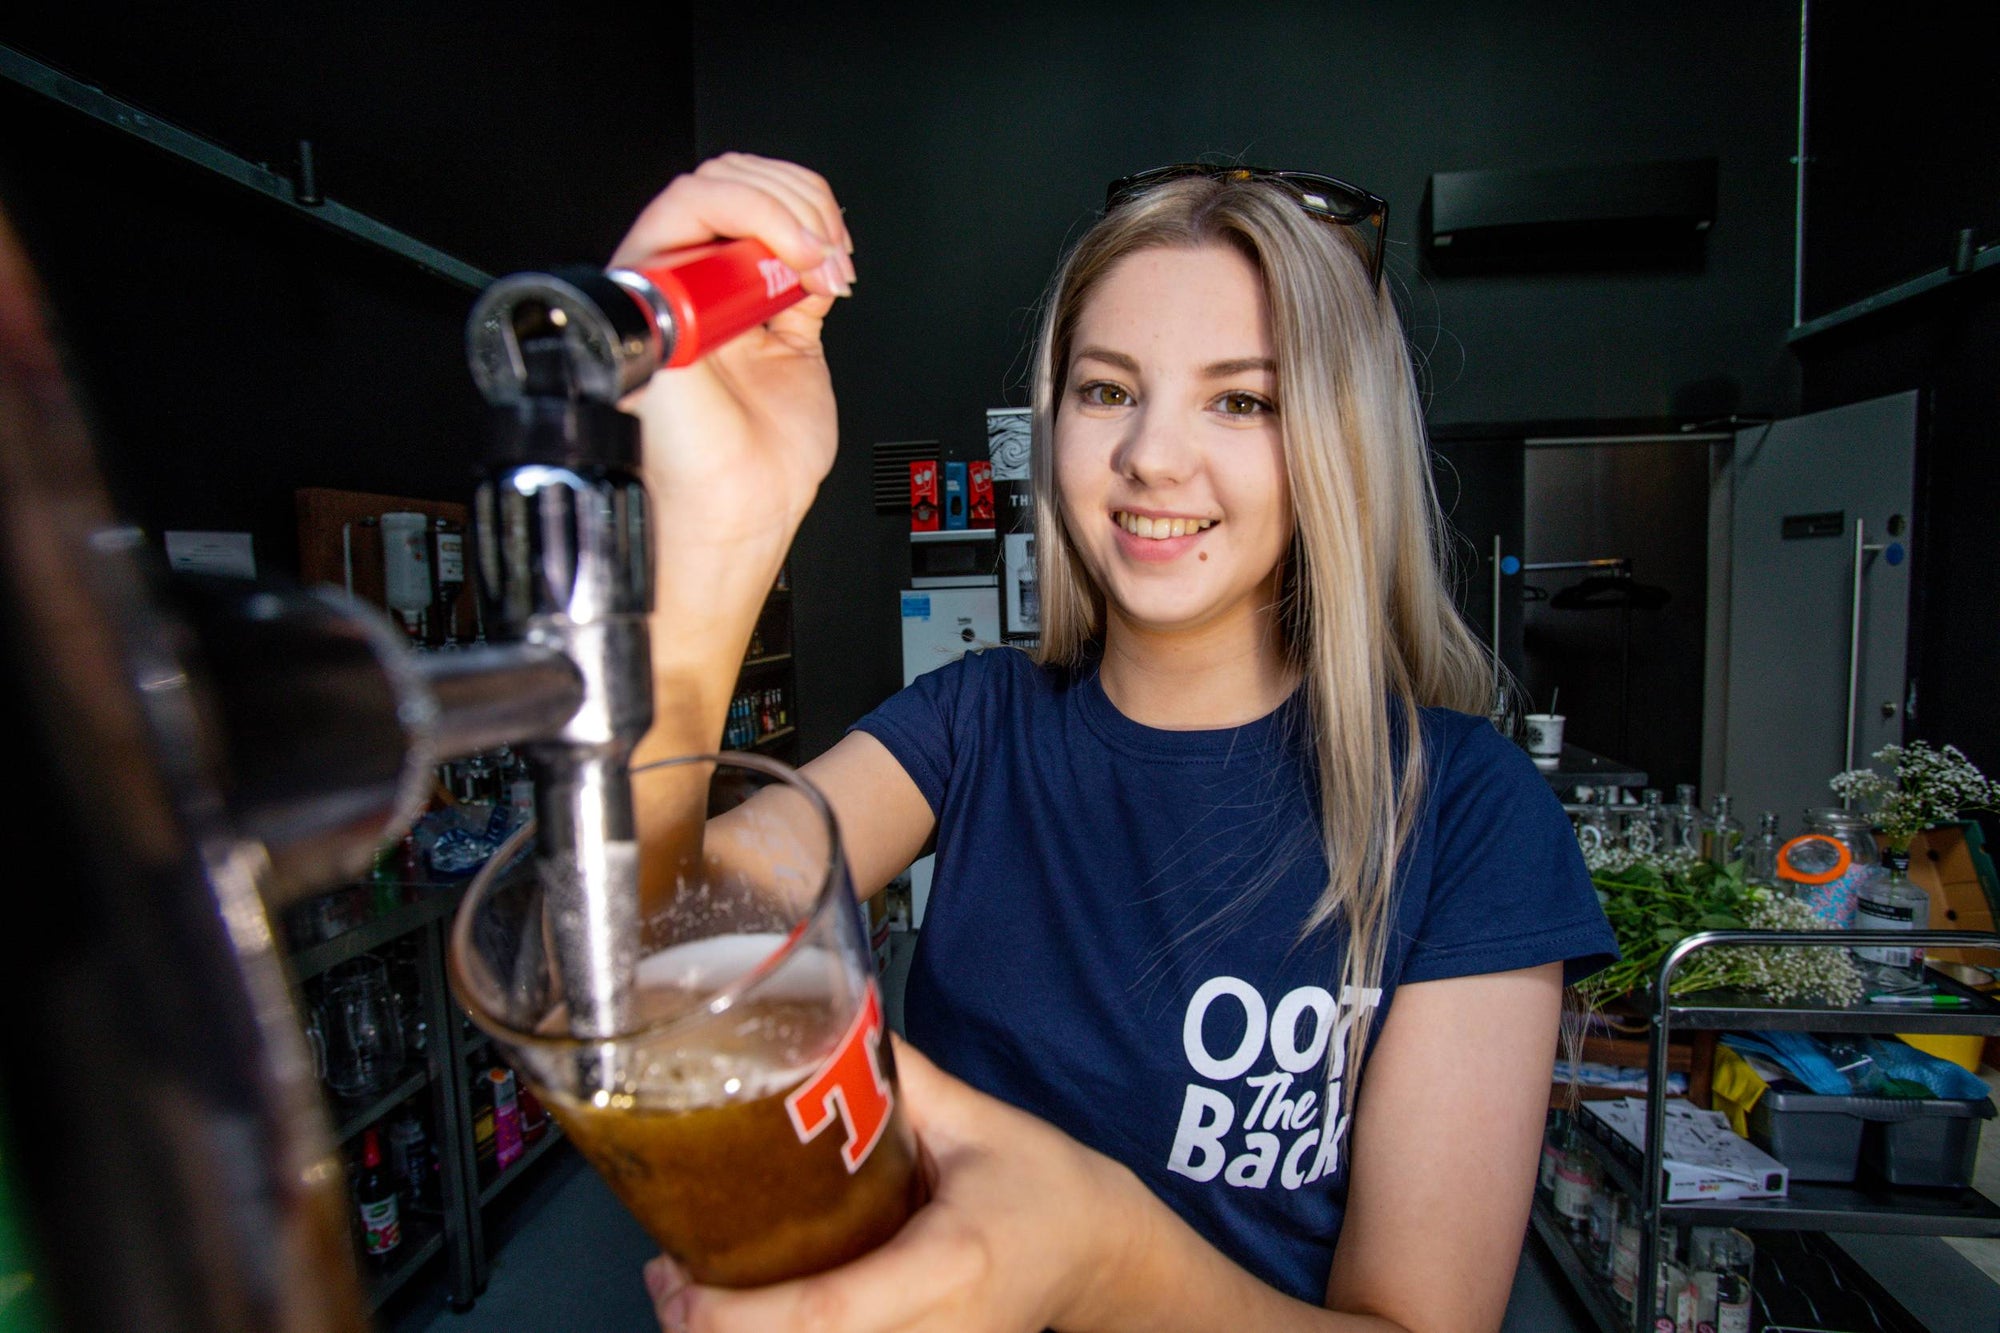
[620,933,856,1107]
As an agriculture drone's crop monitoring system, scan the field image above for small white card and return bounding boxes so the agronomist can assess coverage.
[164,530,256,579]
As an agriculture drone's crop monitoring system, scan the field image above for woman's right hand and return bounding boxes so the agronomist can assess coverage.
[614,154,855,762]
[614,152,855,556]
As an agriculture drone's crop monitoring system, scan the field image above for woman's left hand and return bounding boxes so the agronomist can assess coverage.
[646,1038,1139,1333]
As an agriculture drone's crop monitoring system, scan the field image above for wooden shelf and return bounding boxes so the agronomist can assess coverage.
[748,726,797,751]
[740,653,793,669]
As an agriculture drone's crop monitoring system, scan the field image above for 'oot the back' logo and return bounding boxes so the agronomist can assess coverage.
[785,983,893,1173]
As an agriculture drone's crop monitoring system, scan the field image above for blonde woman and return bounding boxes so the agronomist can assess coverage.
[623,153,1615,1333]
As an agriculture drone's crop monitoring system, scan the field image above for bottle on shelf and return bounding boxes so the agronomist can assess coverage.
[354,1127,402,1260]
[384,1110,434,1212]
[1712,1229,1755,1333]
[1623,788,1664,857]
[1550,1120,1598,1241]
[489,1067,524,1173]
[1853,845,1932,992]
[468,1060,497,1184]
[1744,810,1783,885]
[1701,793,1744,869]
[1668,784,1702,856]
[1537,1110,1568,1200]
[1609,1197,1643,1312]
[1653,1226,1689,1333]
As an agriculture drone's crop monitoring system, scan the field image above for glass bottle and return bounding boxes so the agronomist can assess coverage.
[1713,1229,1755,1333]
[1702,794,1745,869]
[355,1127,402,1259]
[1538,1110,1568,1200]
[1669,784,1702,856]
[1744,811,1783,884]
[1575,803,1611,858]
[1854,844,1932,991]
[1609,1199,1643,1311]
[1625,788,1664,858]
[1653,1226,1688,1331]
[1552,1129,1598,1238]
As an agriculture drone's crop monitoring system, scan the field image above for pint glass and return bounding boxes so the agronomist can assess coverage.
[449,753,922,1287]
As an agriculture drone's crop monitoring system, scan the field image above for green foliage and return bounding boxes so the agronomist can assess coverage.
[1578,856,1755,1008]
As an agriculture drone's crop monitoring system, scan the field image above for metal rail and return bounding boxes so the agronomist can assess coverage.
[0,42,489,291]
[1633,928,2000,1332]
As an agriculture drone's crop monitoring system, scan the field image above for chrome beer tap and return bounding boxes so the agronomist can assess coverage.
[468,305,655,1046]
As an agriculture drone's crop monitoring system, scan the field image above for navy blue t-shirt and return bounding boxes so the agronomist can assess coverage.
[853,648,1614,1304]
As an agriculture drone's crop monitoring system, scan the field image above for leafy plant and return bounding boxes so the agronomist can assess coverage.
[1577,855,1755,1008]
[1830,741,2000,852]
[1576,853,1861,1009]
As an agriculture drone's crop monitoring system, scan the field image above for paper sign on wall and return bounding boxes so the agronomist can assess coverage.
[164,530,257,579]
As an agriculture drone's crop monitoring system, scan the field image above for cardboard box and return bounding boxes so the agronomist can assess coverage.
[1909,820,1999,966]
[968,459,995,528]
[909,460,940,532]
[942,461,968,530]
[1584,1097,1790,1202]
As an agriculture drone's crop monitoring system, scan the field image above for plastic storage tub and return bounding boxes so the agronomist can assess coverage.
[1864,1097,1995,1186]
[1749,1090,1995,1187]
[1749,1090,1869,1181]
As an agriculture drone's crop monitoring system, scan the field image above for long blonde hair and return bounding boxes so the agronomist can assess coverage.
[1027,175,1493,1105]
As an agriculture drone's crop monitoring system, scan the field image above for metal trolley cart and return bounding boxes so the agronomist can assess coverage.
[1533,929,2000,1332]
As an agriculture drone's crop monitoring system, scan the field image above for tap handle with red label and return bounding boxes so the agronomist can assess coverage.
[467,238,808,405]
[613,238,806,369]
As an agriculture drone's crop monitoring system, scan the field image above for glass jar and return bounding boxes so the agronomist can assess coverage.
[1781,808,1880,928]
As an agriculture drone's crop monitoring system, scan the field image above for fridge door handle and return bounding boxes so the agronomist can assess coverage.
[1845,518,1866,784]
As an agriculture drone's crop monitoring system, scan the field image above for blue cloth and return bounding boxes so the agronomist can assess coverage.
[852,648,1616,1303]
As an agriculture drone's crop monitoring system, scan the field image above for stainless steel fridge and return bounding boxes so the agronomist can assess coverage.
[1704,391,1918,827]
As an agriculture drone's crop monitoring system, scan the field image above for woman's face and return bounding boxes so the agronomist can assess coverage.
[1054,243,1294,641]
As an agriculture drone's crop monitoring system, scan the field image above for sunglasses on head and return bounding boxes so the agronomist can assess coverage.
[1104,164,1389,288]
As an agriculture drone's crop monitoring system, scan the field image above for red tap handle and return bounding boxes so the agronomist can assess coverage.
[621,238,807,368]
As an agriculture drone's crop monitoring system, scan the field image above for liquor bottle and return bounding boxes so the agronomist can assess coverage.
[1744,811,1783,884]
[355,1128,402,1259]
[384,1111,432,1211]
[1701,794,1744,869]
[1668,784,1702,855]
[1627,788,1665,857]
[1713,1229,1755,1333]
[489,1067,524,1172]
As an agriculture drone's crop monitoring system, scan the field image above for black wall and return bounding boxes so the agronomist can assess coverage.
[22,4,1969,793]
[1791,2,2000,839]
[0,4,696,576]
[691,0,1803,754]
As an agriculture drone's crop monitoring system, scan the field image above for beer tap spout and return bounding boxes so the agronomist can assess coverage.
[471,328,654,1051]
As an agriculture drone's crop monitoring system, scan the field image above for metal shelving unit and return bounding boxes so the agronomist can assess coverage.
[284,876,575,1313]
[1537,928,2000,1332]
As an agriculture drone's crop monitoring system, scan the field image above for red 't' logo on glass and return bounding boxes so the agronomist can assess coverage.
[784,983,893,1173]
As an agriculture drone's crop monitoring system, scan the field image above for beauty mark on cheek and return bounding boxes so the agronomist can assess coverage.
[1199,552,1208,561]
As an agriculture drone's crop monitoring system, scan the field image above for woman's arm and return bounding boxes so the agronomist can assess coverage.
[687,731,937,919]
[650,963,1560,1333]
[1322,962,1560,1329]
